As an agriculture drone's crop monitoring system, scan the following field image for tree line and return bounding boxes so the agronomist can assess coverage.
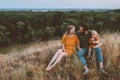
[0,9,120,46]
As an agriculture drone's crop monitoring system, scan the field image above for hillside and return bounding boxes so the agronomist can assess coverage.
[0,33,120,80]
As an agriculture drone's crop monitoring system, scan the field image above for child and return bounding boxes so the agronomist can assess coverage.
[88,30,100,57]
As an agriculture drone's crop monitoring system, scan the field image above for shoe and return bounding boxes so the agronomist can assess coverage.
[99,68,107,74]
[83,70,90,75]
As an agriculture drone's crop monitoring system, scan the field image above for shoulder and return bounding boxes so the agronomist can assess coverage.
[76,31,83,36]
[76,31,80,35]
[74,34,78,37]
[73,35,79,39]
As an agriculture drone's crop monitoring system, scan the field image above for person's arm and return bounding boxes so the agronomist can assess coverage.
[62,44,66,52]
[89,38,93,43]
[92,37,100,44]
[94,39,103,48]
[94,42,102,48]
[61,35,66,52]
[92,40,100,44]
[77,44,82,50]
[76,35,82,50]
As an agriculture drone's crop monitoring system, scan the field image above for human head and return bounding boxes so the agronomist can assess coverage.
[65,25,75,35]
[83,24,89,31]
[80,23,89,32]
[79,26,84,32]
[91,30,98,37]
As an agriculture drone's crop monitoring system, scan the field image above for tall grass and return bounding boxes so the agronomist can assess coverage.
[0,33,120,80]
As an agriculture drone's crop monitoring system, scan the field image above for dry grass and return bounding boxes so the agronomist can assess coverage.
[0,33,120,80]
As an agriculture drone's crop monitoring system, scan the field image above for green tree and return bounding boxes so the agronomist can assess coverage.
[0,25,11,46]
[16,21,26,43]
[44,27,54,40]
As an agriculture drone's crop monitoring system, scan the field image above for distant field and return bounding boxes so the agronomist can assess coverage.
[0,8,112,12]
[0,42,37,54]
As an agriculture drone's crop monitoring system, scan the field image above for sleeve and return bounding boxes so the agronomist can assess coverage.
[61,35,66,44]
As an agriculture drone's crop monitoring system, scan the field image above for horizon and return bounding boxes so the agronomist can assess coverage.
[0,7,119,9]
[0,8,116,12]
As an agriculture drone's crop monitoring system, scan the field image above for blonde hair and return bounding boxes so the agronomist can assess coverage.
[65,25,75,35]
[91,30,98,35]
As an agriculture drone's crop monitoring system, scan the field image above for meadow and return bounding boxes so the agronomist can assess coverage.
[0,32,120,80]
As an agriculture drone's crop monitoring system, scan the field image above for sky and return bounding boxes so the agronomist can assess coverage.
[0,0,120,9]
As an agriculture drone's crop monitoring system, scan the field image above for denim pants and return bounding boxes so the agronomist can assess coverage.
[77,47,103,66]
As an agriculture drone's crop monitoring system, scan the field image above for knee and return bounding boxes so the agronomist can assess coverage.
[60,52,67,56]
[95,47,102,51]
[95,47,103,55]
[58,49,62,52]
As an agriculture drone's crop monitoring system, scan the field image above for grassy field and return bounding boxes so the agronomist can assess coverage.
[0,32,120,80]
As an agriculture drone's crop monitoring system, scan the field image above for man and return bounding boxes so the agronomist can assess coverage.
[76,24,91,74]
[76,24,107,75]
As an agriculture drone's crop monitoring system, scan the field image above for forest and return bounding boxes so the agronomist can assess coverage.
[0,9,120,46]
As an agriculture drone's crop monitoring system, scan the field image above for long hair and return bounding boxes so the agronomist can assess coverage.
[64,25,75,35]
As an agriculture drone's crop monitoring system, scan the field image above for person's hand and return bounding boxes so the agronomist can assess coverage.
[91,38,94,41]
[78,48,83,51]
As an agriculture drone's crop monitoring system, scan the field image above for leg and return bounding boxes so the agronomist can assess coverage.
[49,52,68,70]
[77,49,88,66]
[94,47,103,68]
[77,49,89,74]
[88,48,92,58]
[94,47,107,73]
[46,49,62,70]
[46,52,68,71]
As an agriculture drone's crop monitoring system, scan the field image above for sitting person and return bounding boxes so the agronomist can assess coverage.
[46,25,80,71]
[77,24,107,74]
[88,30,100,57]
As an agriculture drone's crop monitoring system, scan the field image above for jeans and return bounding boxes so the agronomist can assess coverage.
[77,48,88,66]
[77,47,103,66]
[93,47,103,62]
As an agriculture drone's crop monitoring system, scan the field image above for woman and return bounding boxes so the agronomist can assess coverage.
[46,25,80,71]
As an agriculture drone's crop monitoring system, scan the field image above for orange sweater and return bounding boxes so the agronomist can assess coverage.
[89,36,99,49]
[61,34,80,55]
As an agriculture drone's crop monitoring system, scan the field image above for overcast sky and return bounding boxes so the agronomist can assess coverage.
[0,0,120,9]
